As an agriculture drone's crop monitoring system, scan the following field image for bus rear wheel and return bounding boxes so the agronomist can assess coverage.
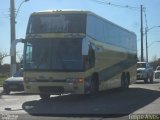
[121,72,129,89]
[125,72,130,89]
[40,94,50,100]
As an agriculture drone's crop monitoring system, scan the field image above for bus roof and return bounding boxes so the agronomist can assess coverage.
[31,10,136,36]
[31,9,88,15]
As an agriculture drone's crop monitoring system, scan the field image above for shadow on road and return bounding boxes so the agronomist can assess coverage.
[22,88,160,117]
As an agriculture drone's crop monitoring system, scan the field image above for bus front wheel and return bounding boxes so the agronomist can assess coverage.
[40,94,50,100]
[90,74,99,96]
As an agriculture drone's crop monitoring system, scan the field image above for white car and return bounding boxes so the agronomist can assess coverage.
[154,66,160,80]
[137,62,154,83]
[156,66,160,71]
[154,71,160,79]
[3,69,24,94]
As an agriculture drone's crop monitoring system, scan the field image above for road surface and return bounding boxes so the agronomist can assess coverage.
[0,79,160,120]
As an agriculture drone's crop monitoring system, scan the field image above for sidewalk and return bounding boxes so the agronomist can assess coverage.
[0,86,3,98]
[132,97,160,114]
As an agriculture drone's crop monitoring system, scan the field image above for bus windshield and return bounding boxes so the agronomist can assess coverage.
[27,13,86,34]
[24,39,83,71]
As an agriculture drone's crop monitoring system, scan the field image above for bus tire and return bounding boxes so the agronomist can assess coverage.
[40,94,50,100]
[90,74,99,96]
[121,72,126,90]
[125,72,130,89]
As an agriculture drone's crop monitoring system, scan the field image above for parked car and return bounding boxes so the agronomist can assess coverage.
[3,69,24,94]
[154,66,160,80]
[156,66,160,71]
[154,71,160,79]
[137,62,154,83]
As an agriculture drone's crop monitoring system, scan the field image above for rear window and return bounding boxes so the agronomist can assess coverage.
[13,70,23,77]
[156,66,160,70]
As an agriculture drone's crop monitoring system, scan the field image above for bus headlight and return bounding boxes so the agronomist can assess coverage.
[78,78,84,83]
[66,78,84,84]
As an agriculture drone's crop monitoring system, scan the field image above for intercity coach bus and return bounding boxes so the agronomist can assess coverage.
[20,10,137,99]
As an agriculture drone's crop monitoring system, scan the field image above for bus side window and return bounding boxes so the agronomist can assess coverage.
[83,44,95,70]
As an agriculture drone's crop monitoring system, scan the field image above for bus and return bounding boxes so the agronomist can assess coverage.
[22,10,137,99]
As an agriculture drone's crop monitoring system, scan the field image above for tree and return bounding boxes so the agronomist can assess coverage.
[0,50,9,66]
[149,55,160,70]
[152,55,157,62]
[16,52,23,69]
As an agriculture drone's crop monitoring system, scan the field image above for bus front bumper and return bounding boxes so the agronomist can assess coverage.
[24,81,86,95]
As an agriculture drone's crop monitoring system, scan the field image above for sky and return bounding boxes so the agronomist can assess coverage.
[0,0,160,64]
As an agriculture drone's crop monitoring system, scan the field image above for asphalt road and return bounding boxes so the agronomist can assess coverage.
[0,79,160,120]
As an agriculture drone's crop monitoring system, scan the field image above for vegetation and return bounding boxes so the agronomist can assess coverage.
[0,50,9,66]
[0,63,22,86]
[0,74,7,86]
[0,64,10,86]
[150,57,160,70]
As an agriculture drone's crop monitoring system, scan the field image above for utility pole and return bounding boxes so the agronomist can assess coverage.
[140,5,144,62]
[145,28,148,62]
[10,0,16,76]
[145,26,160,62]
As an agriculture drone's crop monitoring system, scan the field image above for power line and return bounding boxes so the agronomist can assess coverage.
[0,9,9,14]
[0,9,10,19]
[90,0,148,29]
[90,0,140,10]
[0,16,10,19]
[0,13,10,19]
[90,0,148,62]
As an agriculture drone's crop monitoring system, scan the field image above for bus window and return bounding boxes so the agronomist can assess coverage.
[88,45,95,68]
[27,14,86,34]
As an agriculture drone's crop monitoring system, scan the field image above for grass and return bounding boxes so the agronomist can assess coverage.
[0,75,7,86]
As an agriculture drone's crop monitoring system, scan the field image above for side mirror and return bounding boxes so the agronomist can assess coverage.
[10,38,26,56]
